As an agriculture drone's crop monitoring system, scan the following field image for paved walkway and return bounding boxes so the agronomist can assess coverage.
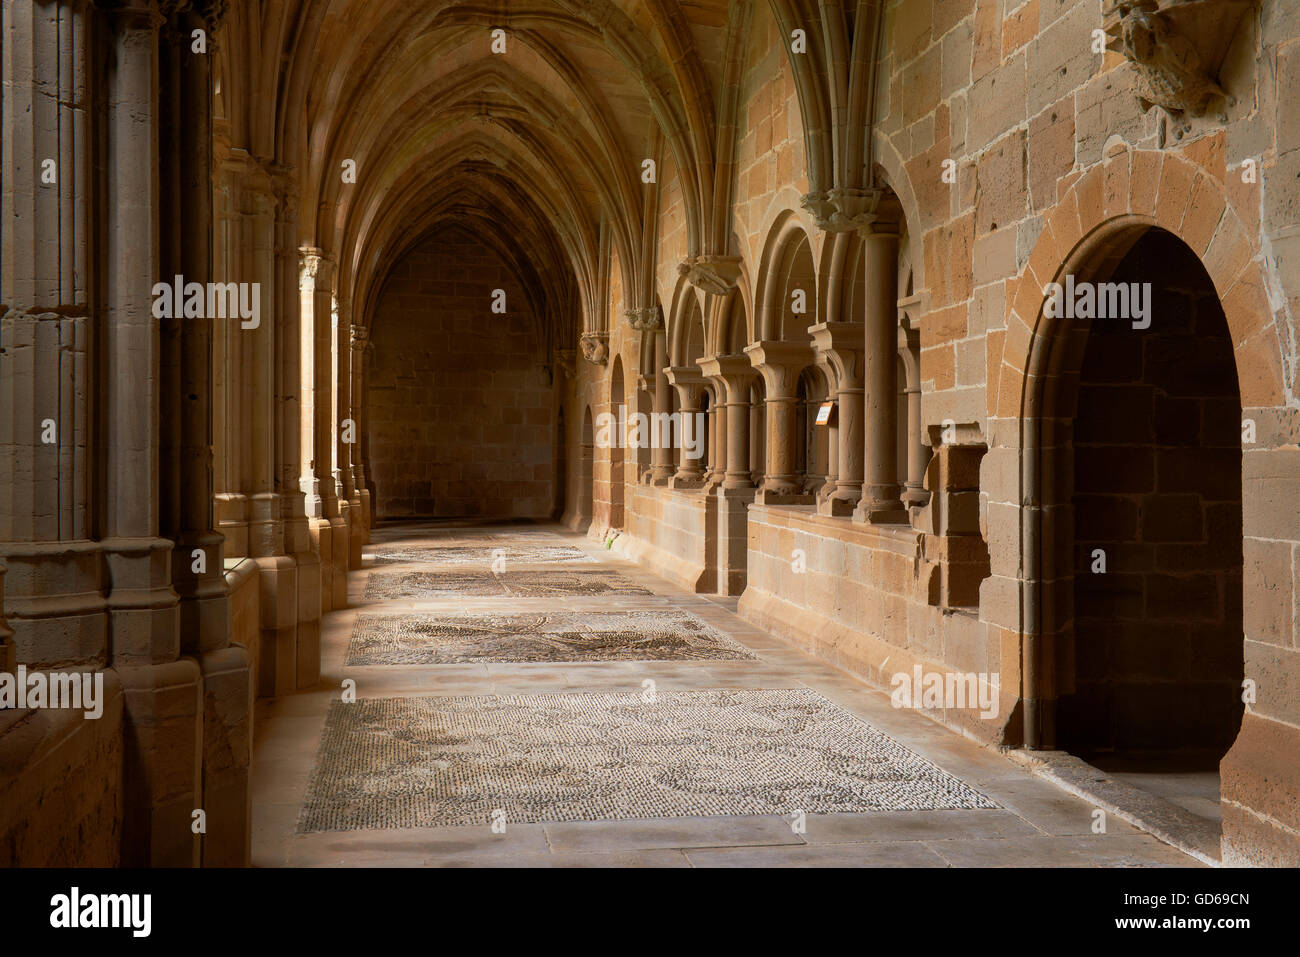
[251,520,1199,867]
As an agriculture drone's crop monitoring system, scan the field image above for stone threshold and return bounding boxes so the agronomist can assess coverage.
[1004,750,1222,866]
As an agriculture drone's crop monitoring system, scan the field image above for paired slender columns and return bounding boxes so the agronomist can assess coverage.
[699,355,756,490]
[809,322,865,516]
[298,248,329,519]
[749,384,765,483]
[744,341,814,503]
[347,321,371,564]
[649,332,675,484]
[855,231,907,524]
[665,367,707,488]
[704,392,726,490]
[334,299,360,572]
[298,247,347,611]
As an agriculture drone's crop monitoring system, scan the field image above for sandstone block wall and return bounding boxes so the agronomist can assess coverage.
[369,229,556,519]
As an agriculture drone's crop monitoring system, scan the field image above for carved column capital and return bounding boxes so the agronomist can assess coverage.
[800,188,903,234]
[808,321,866,393]
[298,246,333,290]
[743,340,815,397]
[625,306,664,332]
[99,0,166,28]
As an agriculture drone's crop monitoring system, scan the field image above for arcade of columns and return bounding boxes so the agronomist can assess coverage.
[1,0,375,866]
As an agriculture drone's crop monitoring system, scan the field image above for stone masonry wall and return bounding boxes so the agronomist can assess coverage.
[368,228,555,519]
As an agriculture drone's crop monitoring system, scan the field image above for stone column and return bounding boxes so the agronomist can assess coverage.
[749,384,765,484]
[360,339,377,513]
[0,0,104,679]
[856,231,906,524]
[744,341,814,504]
[699,355,755,490]
[332,297,356,588]
[899,319,929,507]
[348,322,371,559]
[698,354,756,595]
[810,322,865,516]
[162,1,252,867]
[650,331,675,485]
[329,296,351,585]
[101,0,203,868]
[703,388,726,490]
[665,367,707,488]
[299,247,342,611]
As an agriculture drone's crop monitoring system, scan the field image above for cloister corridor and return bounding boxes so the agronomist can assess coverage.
[4,0,1299,882]
[251,520,1199,867]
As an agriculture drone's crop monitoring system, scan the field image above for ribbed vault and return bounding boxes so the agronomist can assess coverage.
[213,0,757,350]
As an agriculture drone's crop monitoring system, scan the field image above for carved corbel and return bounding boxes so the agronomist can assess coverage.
[579,332,609,365]
[1103,0,1253,130]
[677,255,744,297]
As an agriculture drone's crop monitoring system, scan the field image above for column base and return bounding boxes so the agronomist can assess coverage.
[347,497,365,568]
[295,550,322,691]
[853,499,909,524]
[902,485,931,507]
[818,490,862,517]
[173,531,230,656]
[1221,712,1300,866]
[329,514,349,609]
[309,517,335,613]
[754,484,814,506]
[254,555,300,698]
[196,644,253,867]
[669,474,707,490]
[117,658,203,868]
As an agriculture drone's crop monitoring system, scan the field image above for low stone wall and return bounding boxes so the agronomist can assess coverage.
[617,485,715,593]
[226,558,260,695]
[738,504,1019,745]
[0,671,125,866]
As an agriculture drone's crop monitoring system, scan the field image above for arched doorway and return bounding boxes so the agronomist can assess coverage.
[1031,226,1245,801]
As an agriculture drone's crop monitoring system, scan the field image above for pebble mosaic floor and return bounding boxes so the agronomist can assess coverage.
[253,520,1200,866]
[363,568,653,600]
[346,609,757,664]
[368,543,595,566]
[296,689,1001,832]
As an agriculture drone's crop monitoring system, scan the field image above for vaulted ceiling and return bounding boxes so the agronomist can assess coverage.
[213,1,886,355]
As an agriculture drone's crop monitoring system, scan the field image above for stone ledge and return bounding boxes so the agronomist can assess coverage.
[747,502,922,553]
[1005,749,1222,866]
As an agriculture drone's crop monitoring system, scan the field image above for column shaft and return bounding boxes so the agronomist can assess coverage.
[858,232,905,523]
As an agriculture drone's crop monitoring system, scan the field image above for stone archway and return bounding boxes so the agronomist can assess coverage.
[987,148,1292,863]
[1031,226,1244,763]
